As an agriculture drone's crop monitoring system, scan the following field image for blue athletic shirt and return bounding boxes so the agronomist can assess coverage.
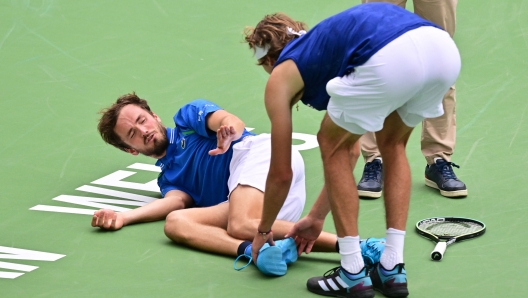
[275,2,441,111]
[155,99,255,207]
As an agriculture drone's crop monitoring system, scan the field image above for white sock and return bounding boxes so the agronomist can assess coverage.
[375,157,382,163]
[338,236,364,274]
[380,228,405,270]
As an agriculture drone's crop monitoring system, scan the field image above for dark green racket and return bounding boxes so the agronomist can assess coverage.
[415,217,486,261]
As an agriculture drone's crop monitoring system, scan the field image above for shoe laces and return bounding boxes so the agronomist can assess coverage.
[234,254,252,271]
[362,160,382,181]
[323,266,341,277]
[435,159,460,180]
[363,239,384,266]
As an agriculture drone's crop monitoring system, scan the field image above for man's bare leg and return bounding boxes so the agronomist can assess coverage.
[163,190,337,257]
[375,111,414,231]
[164,203,240,256]
[316,113,367,275]
[227,184,337,252]
[316,114,362,238]
[374,111,414,271]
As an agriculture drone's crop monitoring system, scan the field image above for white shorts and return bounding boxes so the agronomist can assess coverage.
[326,26,461,134]
[227,134,306,222]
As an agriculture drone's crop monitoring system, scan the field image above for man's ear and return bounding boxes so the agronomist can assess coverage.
[123,148,139,156]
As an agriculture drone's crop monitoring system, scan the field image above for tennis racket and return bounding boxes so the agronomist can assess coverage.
[415,217,486,261]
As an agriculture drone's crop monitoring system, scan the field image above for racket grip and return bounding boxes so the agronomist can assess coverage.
[431,242,447,261]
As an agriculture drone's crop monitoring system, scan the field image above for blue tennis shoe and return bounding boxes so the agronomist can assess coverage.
[370,263,408,297]
[275,237,298,264]
[234,237,298,276]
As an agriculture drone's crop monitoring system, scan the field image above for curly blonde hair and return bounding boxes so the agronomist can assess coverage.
[244,13,307,66]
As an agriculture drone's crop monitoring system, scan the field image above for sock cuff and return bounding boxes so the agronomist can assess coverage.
[387,228,406,235]
[337,235,360,243]
[237,241,252,256]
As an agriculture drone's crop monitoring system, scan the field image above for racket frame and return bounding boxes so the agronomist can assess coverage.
[415,217,486,261]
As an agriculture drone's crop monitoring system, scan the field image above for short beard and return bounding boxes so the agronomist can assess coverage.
[139,123,169,157]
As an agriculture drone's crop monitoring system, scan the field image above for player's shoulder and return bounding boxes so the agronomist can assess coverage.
[175,99,222,118]
[185,99,221,109]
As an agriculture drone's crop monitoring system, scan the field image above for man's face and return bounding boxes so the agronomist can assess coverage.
[114,104,168,158]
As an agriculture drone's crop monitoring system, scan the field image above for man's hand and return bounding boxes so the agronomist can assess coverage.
[285,215,324,255]
[209,125,238,156]
[91,209,124,230]
[251,231,275,265]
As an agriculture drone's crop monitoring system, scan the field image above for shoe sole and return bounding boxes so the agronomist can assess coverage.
[425,179,468,197]
[277,238,298,264]
[373,287,409,298]
[370,266,409,298]
[357,190,382,199]
[307,287,375,298]
[307,278,375,298]
[256,246,287,276]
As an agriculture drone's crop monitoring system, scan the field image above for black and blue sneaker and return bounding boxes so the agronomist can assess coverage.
[370,263,408,298]
[425,158,467,197]
[306,266,375,298]
[357,158,383,199]
[360,238,386,267]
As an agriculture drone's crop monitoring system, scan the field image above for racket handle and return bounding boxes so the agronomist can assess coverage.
[431,242,447,261]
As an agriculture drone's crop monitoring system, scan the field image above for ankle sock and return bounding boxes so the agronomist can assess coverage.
[380,228,405,269]
[237,241,252,257]
[338,236,364,274]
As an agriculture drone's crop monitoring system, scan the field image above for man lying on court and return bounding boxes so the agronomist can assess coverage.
[92,93,385,276]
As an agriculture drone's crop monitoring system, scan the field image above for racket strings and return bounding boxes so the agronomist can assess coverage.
[419,221,483,237]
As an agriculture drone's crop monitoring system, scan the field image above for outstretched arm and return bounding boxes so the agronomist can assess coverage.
[252,59,305,261]
[207,110,246,156]
[91,190,193,230]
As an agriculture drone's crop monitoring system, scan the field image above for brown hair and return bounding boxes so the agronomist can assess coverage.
[97,92,153,151]
[244,13,307,66]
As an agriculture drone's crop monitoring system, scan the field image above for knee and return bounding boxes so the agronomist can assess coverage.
[316,132,336,160]
[164,211,192,244]
[348,141,360,162]
[377,138,407,157]
[317,131,358,161]
[226,218,256,240]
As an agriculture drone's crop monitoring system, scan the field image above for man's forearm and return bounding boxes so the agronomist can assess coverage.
[308,185,331,221]
[259,174,292,232]
[122,196,185,226]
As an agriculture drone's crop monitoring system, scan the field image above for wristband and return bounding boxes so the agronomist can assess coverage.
[258,228,272,239]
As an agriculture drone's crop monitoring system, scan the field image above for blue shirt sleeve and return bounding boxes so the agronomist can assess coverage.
[173,99,222,138]
[157,170,192,199]
[158,172,175,197]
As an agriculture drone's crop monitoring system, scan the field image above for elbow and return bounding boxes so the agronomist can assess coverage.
[223,115,245,133]
[269,169,293,187]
